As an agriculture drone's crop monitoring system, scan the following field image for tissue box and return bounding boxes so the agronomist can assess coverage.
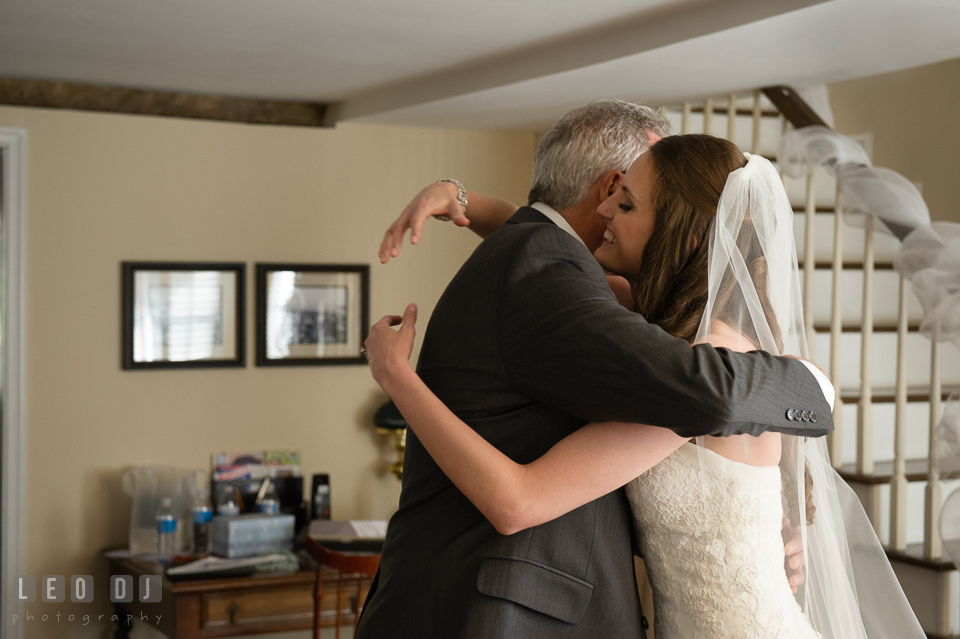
[212,514,294,558]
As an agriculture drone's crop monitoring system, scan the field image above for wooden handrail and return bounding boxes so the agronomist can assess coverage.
[761,85,828,129]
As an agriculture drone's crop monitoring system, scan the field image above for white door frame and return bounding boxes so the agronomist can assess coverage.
[0,127,26,639]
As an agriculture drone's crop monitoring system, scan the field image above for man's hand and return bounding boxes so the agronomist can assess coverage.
[784,355,835,412]
[784,354,825,377]
[782,516,805,593]
[379,182,470,264]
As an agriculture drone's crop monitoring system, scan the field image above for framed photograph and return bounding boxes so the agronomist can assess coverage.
[122,262,246,369]
[256,264,369,366]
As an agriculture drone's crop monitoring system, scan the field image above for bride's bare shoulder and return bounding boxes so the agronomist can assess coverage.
[700,321,757,354]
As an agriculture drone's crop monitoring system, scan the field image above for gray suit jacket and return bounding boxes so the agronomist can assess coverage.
[356,207,832,639]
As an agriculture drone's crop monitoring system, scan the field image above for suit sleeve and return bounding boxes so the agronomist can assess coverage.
[497,226,833,438]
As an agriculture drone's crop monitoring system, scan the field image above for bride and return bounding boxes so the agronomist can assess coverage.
[366,134,924,638]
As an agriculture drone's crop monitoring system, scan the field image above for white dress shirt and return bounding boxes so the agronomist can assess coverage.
[531,201,586,249]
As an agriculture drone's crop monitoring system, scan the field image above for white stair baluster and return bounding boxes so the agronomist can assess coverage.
[890,275,909,550]
[828,188,844,468]
[857,215,875,480]
[703,98,713,135]
[727,94,736,141]
[803,173,816,357]
[682,102,691,135]
[926,340,943,560]
[751,91,761,155]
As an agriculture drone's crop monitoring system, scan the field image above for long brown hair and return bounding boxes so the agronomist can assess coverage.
[633,134,814,524]
[630,134,745,340]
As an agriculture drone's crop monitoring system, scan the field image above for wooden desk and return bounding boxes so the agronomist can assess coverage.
[107,556,371,639]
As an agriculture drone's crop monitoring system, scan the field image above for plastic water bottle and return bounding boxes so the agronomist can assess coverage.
[217,486,240,517]
[259,481,280,515]
[192,491,213,555]
[155,498,177,562]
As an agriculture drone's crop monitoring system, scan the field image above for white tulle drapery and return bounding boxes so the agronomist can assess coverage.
[896,222,960,349]
[935,393,960,479]
[780,125,960,350]
[778,125,929,239]
[693,153,924,638]
[936,394,960,571]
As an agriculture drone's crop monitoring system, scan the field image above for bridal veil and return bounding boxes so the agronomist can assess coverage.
[691,153,925,638]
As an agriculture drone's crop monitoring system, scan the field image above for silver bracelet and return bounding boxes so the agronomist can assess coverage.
[435,178,468,221]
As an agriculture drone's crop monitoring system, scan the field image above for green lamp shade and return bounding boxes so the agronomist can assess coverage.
[375,401,407,430]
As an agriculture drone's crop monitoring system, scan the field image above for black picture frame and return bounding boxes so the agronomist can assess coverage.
[122,262,246,370]
[256,263,370,366]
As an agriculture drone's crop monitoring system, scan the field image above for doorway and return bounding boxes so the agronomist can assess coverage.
[0,126,26,639]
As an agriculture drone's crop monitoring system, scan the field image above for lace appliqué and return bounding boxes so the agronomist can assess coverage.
[625,444,820,639]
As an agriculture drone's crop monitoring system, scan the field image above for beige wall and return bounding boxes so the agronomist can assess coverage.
[0,105,536,638]
[829,56,960,223]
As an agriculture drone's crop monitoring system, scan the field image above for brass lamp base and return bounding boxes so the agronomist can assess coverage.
[377,427,406,481]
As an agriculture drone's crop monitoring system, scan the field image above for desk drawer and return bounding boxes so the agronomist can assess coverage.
[316,574,373,625]
[202,584,313,630]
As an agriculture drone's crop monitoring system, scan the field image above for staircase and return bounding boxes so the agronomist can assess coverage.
[661,88,960,638]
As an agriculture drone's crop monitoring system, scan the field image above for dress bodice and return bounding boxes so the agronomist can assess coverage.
[625,443,820,639]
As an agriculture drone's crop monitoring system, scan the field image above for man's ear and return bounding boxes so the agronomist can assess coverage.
[599,169,623,201]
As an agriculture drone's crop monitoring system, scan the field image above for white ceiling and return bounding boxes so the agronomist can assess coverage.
[1,0,959,129]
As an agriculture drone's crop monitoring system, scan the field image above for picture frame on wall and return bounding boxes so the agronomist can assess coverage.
[122,262,246,369]
[256,263,369,366]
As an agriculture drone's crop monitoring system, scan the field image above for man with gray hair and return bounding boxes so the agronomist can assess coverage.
[359,100,832,639]
[379,99,669,262]
[525,99,669,250]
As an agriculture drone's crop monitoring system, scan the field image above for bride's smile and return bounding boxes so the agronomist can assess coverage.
[595,151,656,278]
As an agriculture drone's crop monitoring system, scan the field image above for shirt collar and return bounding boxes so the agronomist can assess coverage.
[530,202,587,248]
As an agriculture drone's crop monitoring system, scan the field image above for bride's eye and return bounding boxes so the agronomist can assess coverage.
[618,201,634,212]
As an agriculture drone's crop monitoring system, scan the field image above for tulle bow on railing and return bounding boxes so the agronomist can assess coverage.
[780,126,960,350]
[935,393,960,479]
[778,125,930,240]
[936,394,960,567]
[896,224,960,349]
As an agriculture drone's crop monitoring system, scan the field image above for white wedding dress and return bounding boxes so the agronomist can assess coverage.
[625,443,820,639]
[614,153,923,639]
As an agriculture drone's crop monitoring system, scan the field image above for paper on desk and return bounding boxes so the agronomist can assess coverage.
[165,554,288,576]
[308,519,387,539]
[352,520,387,538]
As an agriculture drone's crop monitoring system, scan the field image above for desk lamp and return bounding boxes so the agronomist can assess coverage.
[375,401,407,481]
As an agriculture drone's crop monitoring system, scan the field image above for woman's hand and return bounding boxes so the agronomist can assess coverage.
[379,183,470,264]
[365,304,419,393]
[782,516,806,593]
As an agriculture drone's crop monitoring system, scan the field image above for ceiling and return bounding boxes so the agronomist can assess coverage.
[1,0,959,129]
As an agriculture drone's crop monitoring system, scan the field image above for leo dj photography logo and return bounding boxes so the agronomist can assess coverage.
[12,575,163,628]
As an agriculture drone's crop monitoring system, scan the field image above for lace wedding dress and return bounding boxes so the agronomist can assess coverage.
[625,443,820,639]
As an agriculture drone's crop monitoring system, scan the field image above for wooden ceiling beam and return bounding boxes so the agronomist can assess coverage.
[0,78,331,127]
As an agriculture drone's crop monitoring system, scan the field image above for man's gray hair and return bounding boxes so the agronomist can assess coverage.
[528,100,670,210]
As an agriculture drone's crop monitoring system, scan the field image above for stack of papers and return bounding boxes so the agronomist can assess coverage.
[166,554,288,578]
[308,520,387,553]
[308,519,387,540]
